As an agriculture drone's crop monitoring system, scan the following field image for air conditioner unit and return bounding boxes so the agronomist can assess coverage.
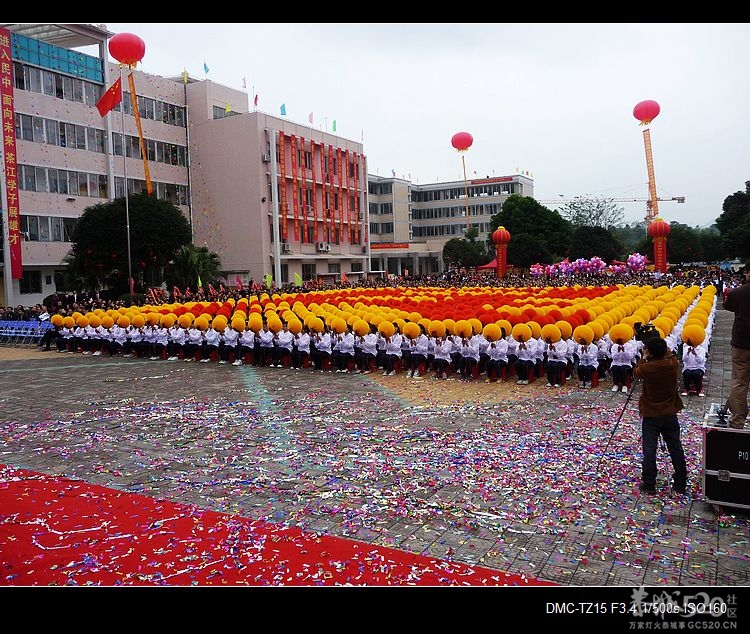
[361,246,368,254]
[324,243,331,252]
[262,153,271,163]
[316,241,329,253]
[282,243,292,253]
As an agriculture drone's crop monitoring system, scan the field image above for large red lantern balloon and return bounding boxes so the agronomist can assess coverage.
[109,33,146,67]
[633,100,660,125]
[451,131,473,152]
[492,226,511,246]
[647,216,671,239]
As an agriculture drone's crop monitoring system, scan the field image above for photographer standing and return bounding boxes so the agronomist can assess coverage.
[724,267,750,429]
[633,336,687,495]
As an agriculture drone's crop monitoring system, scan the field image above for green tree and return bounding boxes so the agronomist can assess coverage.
[506,232,552,268]
[697,225,724,263]
[715,181,750,260]
[442,227,490,269]
[632,222,726,266]
[67,193,192,295]
[662,223,703,264]
[611,222,648,258]
[166,244,222,291]
[568,225,624,262]
[489,195,571,266]
[559,196,625,228]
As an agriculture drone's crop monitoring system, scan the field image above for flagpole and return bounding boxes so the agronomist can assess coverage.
[120,65,134,302]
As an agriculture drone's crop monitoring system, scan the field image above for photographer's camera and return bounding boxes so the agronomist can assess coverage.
[634,322,659,343]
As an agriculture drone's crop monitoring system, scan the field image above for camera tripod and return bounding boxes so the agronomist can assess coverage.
[595,376,640,472]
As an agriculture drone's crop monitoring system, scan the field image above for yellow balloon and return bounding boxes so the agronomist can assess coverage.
[378,321,395,338]
[482,323,502,342]
[511,323,532,342]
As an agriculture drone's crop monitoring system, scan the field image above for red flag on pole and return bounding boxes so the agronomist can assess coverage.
[236,275,243,291]
[254,94,258,107]
[96,76,123,117]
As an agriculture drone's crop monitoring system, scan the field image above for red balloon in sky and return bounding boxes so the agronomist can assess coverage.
[451,131,473,152]
[109,33,146,67]
[633,100,660,125]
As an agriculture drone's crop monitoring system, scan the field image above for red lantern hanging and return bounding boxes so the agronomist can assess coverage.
[451,131,473,152]
[633,100,660,126]
[109,33,146,67]
[647,216,671,239]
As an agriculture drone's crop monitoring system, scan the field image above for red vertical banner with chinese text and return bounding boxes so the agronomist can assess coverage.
[352,152,360,244]
[327,145,335,241]
[320,142,328,239]
[127,72,152,195]
[344,149,352,242]
[300,136,308,243]
[361,155,368,245]
[337,147,344,240]
[278,131,288,242]
[290,135,299,242]
[653,237,666,273]
[310,141,319,242]
[0,27,23,279]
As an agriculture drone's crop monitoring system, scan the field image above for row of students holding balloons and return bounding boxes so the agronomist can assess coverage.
[50,310,710,394]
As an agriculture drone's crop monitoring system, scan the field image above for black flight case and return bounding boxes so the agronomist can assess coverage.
[702,413,750,510]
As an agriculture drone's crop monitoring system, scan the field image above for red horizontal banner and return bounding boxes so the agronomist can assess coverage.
[370,242,409,250]
[469,176,512,185]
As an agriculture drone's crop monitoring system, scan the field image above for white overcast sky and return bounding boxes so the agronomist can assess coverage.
[101,22,749,228]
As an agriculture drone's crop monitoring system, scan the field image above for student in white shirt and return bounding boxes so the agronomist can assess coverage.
[332,325,355,373]
[202,322,222,362]
[221,324,241,365]
[681,340,708,397]
[432,332,454,379]
[274,322,295,367]
[355,325,378,374]
[292,325,312,369]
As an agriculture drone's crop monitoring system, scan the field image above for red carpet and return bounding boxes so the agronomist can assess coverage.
[0,465,552,587]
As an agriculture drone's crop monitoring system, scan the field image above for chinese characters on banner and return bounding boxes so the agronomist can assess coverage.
[0,27,23,279]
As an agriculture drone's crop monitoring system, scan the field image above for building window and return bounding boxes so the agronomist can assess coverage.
[327,263,340,274]
[302,263,316,280]
[19,270,42,295]
[21,215,77,242]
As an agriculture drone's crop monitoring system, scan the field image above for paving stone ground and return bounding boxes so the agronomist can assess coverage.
[1,308,748,587]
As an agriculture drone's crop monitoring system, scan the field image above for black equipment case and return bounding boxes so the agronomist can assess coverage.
[702,423,750,510]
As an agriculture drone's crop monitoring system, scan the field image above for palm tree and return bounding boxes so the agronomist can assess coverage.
[168,244,222,290]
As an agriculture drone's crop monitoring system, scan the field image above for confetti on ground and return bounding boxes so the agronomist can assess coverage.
[1,364,748,586]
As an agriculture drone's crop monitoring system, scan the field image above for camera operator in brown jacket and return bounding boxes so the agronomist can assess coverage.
[633,336,687,495]
[724,267,750,429]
